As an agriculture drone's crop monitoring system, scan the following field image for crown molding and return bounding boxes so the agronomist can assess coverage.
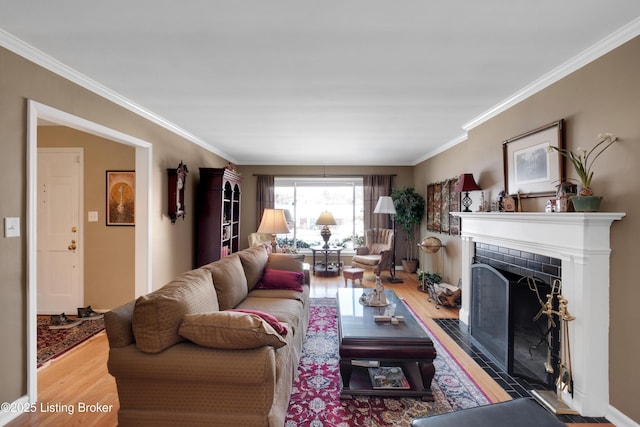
[463,17,640,131]
[411,133,468,166]
[0,29,237,163]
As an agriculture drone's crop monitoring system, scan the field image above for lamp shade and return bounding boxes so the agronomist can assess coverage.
[453,174,481,192]
[257,209,290,234]
[316,211,337,226]
[373,196,396,215]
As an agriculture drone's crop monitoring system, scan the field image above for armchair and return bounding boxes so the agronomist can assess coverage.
[351,228,394,277]
[248,232,277,253]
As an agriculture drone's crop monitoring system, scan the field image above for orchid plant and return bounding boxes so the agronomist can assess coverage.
[548,133,617,196]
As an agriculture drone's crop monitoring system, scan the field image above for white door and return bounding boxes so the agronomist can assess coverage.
[37,148,84,314]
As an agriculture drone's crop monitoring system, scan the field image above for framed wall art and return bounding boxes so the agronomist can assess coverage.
[106,170,135,226]
[503,119,564,198]
[427,176,460,236]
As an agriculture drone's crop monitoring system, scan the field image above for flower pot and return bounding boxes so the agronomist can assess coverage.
[402,259,419,273]
[570,195,603,212]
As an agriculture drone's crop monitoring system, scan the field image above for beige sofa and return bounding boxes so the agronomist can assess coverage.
[104,246,310,427]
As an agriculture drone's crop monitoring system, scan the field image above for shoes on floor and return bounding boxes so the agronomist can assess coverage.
[49,313,82,329]
[77,305,104,321]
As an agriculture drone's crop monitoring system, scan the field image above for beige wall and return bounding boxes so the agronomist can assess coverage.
[415,36,640,422]
[0,47,229,403]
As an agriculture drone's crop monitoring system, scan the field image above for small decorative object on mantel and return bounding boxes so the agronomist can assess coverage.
[167,161,188,223]
[548,132,618,212]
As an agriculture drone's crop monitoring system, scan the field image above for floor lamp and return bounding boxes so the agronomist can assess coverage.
[374,196,403,283]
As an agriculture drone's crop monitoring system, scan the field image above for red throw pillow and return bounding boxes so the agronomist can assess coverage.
[256,268,304,292]
[229,309,287,336]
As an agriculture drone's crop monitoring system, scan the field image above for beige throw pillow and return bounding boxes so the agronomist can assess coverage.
[179,311,287,349]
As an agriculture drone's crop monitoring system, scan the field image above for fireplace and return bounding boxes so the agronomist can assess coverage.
[470,262,560,387]
[452,212,624,417]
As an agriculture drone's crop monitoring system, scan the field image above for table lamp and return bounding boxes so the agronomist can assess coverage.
[316,211,336,249]
[257,208,290,253]
[454,173,481,212]
[373,196,403,283]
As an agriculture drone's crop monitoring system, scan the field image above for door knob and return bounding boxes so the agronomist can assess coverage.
[68,240,77,251]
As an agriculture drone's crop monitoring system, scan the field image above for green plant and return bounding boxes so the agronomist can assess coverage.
[548,132,617,196]
[391,186,425,261]
[418,271,442,285]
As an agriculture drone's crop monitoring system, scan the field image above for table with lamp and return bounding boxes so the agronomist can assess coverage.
[312,211,343,276]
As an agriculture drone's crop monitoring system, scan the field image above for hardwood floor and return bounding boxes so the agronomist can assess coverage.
[7,270,612,426]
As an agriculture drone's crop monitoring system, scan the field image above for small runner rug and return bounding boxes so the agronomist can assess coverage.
[285,298,490,426]
[37,315,105,367]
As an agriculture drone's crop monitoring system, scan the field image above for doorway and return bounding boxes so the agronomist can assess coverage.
[26,100,152,403]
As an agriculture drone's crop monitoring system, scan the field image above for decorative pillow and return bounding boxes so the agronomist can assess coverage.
[230,309,287,336]
[132,268,219,354]
[178,311,287,350]
[255,268,304,292]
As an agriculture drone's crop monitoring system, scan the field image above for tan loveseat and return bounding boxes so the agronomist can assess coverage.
[104,246,310,427]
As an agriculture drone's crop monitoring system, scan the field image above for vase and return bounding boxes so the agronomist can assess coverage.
[570,195,603,212]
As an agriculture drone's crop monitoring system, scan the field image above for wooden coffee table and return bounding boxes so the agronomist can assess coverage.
[337,288,437,401]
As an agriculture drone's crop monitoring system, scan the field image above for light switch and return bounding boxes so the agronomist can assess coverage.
[4,217,20,237]
[88,211,99,222]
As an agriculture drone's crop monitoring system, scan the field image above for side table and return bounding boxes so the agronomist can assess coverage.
[310,246,343,276]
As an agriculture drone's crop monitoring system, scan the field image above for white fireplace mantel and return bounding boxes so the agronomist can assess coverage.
[452,212,625,417]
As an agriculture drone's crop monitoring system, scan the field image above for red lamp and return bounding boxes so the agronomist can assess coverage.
[454,174,481,212]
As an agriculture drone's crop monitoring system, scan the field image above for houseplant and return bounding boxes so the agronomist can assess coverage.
[548,132,617,211]
[391,186,425,273]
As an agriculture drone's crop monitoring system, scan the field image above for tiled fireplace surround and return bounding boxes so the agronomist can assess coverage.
[452,212,625,417]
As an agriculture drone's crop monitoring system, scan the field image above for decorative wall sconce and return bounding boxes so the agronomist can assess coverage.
[168,161,188,223]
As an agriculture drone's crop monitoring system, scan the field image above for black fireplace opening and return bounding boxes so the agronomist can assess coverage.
[470,262,561,387]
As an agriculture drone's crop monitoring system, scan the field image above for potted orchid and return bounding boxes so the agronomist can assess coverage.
[548,132,617,211]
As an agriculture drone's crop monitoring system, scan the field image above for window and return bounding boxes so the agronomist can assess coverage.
[274,177,364,250]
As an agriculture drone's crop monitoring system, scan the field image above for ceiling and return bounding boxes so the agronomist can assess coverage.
[1,1,640,165]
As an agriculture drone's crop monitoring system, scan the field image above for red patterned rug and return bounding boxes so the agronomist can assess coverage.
[37,315,105,367]
[285,298,490,426]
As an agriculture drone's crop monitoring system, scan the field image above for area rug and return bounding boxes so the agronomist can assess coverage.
[285,298,490,426]
[37,315,105,367]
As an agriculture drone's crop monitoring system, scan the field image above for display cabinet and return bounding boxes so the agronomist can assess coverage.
[195,167,242,266]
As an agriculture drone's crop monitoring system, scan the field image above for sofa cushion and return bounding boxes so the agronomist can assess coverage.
[237,245,269,291]
[132,268,219,353]
[267,253,304,273]
[248,284,309,302]
[203,254,248,310]
[256,268,304,292]
[230,309,288,336]
[236,297,305,335]
[179,311,287,349]
[352,254,381,266]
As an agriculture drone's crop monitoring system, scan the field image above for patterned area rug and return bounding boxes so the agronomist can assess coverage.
[285,298,490,426]
[37,315,105,367]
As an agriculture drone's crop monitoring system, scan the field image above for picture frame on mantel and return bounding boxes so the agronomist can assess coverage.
[503,119,564,198]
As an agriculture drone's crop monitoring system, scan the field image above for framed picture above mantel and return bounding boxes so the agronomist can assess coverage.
[503,119,565,198]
